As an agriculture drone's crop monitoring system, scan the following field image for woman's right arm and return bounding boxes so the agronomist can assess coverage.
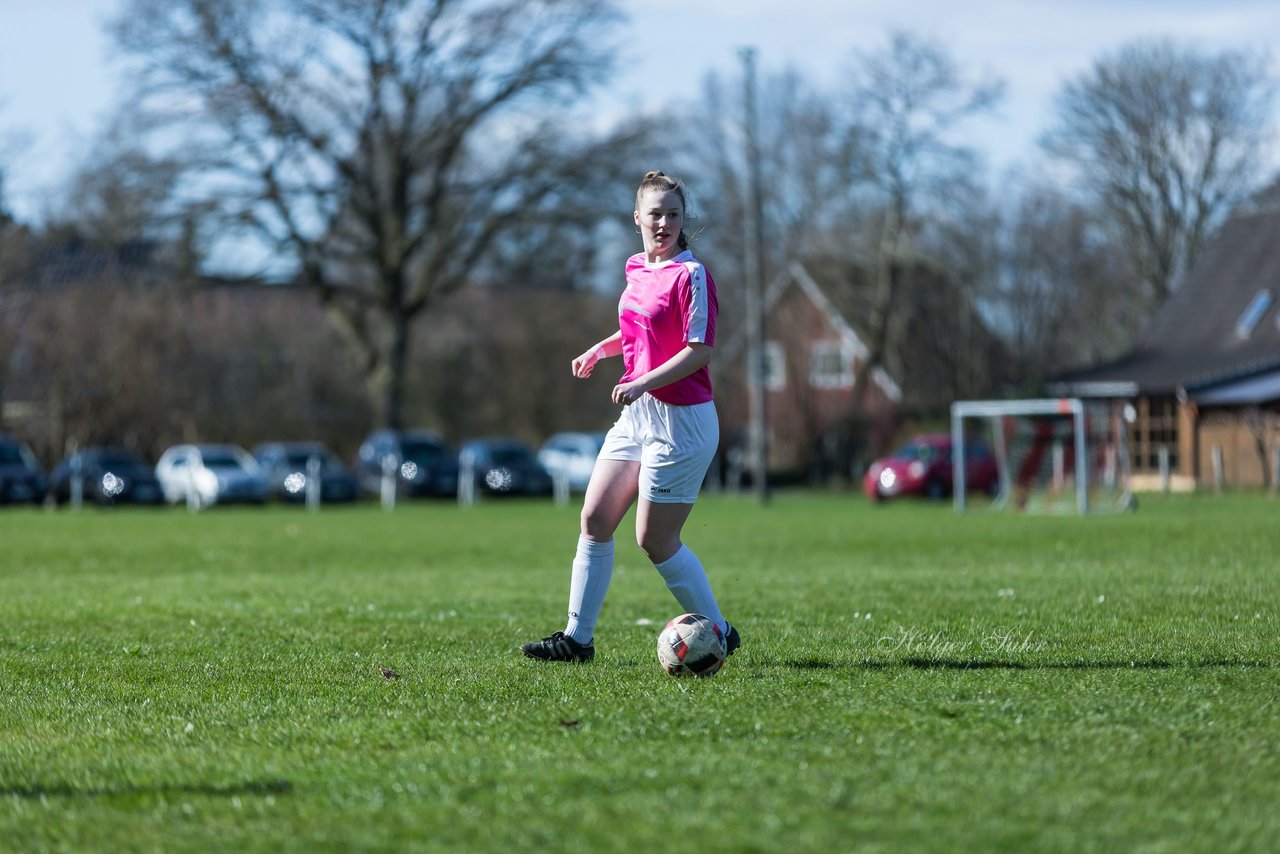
[572,331,622,378]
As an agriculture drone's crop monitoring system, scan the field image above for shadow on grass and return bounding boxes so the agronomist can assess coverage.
[0,778,292,801]
[897,658,1176,670]
[782,658,842,670]
[781,658,1272,671]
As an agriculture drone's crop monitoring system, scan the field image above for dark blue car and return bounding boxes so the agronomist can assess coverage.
[0,435,47,505]
[252,441,359,504]
[49,447,164,506]
[355,430,460,498]
[459,438,554,497]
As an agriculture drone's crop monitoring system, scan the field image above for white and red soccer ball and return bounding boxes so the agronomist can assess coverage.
[657,613,727,677]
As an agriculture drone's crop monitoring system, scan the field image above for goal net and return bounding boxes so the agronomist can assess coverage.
[950,398,1133,514]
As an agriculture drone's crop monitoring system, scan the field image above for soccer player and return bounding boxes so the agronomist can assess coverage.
[521,171,740,663]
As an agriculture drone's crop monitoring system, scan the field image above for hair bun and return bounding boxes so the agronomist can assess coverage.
[643,170,665,180]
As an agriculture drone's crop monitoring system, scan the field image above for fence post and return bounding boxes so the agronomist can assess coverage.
[186,463,201,512]
[552,470,569,508]
[457,448,476,508]
[69,450,84,511]
[1272,446,1279,494]
[1211,445,1225,491]
[306,454,321,512]
[1158,445,1170,493]
[380,454,398,511]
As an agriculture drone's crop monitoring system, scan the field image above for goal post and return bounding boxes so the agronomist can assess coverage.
[950,398,1132,514]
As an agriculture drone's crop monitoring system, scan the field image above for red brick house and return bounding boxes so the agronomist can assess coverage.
[716,262,902,481]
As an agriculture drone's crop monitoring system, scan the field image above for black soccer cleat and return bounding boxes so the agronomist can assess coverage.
[521,631,595,662]
[724,623,741,656]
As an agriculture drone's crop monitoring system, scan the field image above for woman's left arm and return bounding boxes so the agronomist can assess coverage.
[611,343,712,406]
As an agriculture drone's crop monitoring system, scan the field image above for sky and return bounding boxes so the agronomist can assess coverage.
[2,0,1279,223]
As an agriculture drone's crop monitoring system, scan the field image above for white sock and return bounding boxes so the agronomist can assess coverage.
[653,544,727,634]
[564,536,614,644]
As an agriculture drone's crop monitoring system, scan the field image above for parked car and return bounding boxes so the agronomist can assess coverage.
[155,444,269,507]
[537,431,606,492]
[48,448,163,506]
[0,434,46,505]
[459,437,555,497]
[251,441,359,503]
[863,433,999,501]
[355,430,459,498]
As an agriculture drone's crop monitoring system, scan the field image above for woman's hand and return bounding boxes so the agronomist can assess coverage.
[611,379,647,406]
[572,345,604,378]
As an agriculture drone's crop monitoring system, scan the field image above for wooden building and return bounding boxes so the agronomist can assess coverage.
[1050,209,1280,490]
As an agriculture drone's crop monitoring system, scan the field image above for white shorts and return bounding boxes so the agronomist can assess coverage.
[598,395,719,504]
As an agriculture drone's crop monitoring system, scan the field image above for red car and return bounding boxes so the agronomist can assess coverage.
[863,433,999,501]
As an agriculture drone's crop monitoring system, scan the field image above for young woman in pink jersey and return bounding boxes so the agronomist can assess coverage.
[522,171,740,663]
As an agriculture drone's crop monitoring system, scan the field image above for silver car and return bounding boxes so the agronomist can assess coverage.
[537,432,606,492]
[155,444,268,508]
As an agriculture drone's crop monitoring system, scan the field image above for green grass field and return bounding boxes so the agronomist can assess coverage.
[1,493,1277,852]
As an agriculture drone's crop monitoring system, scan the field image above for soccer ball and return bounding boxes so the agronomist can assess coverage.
[656,613,727,677]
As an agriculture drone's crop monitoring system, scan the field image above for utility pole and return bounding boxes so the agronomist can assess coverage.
[739,47,769,503]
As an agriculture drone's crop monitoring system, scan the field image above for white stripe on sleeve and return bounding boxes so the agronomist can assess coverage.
[683,261,710,343]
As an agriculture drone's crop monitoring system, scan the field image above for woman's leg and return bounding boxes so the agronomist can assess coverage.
[634,499,693,564]
[562,459,640,643]
[581,458,641,542]
[636,499,726,634]
[523,458,640,660]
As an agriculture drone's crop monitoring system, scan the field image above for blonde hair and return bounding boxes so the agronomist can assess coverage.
[636,170,689,250]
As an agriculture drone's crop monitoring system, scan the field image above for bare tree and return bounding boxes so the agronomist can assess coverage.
[675,67,847,308]
[673,38,1005,475]
[111,0,622,428]
[839,31,1004,406]
[0,156,33,424]
[999,186,1146,385]
[410,284,620,443]
[1042,39,1274,303]
[0,100,28,226]
[1237,168,1280,215]
[59,122,191,264]
[676,65,859,446]
[0,222,28,424]
[1240,406,1276,489]
[0,171,12,230]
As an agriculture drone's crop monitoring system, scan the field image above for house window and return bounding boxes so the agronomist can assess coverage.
[1128,397,1179,473]
[763,341,786,391]
[810,340,854,389]
[1235,289,1272,339]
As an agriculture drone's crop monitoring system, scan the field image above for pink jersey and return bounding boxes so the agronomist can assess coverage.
[618,249,718,406]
